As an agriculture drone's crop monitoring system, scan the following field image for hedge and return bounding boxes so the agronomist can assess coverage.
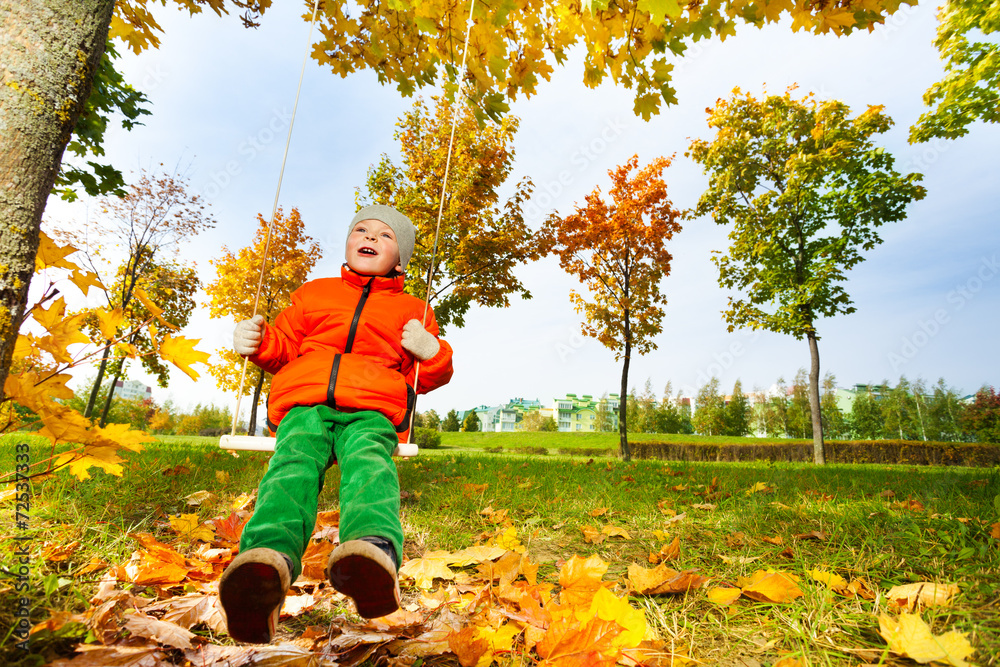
[629,439,1000,467]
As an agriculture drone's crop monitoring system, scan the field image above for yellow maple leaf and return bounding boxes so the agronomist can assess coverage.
[168,514,216,542]
[68,267,105,296]
[492,525,525,553]
[96,307,125,340]
[878,613,974,667]
[399,550,455,589]
[590,586,646,648]
[707,587,743,606]
[809,568,849,590]
[737,569,803,603]
[601,524,632,540]
[886,582,960,611]
[32,296,67,330]
[133,287,175,329]
[34,231,77,272]
[96,422,152,453]
[158,334,210,380]
[55,446,125,481]
[447,545,507,566]
[559,554,609,606]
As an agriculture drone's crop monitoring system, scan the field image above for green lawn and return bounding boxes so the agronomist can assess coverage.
[2,433,998,665]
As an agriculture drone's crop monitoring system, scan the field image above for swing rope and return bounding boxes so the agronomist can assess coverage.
[228,0,322,439]
[408,0,477,441]
[227,0,478,444]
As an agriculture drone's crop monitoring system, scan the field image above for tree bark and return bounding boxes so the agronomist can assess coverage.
[249,367,266,436]
[0,0,114,404]
[98,357,124,427]
[618,335,632,462]
[806,330,826,464]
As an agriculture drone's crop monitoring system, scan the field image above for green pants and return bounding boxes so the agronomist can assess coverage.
[239,404,403,580]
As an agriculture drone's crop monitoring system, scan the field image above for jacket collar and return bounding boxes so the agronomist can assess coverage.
[341,264,405,293]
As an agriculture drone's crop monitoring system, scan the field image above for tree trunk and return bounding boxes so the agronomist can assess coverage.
[618,337,632,462]
[84,345,112,418]
[248,367,266,437]
[806,331,826,464]
[0,0,115,405]
[98,358,124,427]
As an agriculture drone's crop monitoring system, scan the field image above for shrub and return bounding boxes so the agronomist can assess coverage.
[415,427,442,449]
[630,439,1000,466]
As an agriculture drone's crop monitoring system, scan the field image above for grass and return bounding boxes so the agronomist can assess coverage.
[437,430,812,451]
[2,432,999,665]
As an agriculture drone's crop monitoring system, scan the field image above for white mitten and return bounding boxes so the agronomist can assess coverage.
[401,319,440,361]
[233,314,265,356]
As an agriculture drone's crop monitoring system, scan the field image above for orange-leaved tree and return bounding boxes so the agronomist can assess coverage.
[359,96,541,331]
[545,155,682,461]
[204,207,320,435]
[1,230,210,483]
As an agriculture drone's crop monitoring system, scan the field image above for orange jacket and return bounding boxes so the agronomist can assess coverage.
[249,265,453,440]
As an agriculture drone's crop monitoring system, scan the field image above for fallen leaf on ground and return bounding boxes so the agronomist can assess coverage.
[737,570,803,603]
[886,582,960,611]
[649,536,680,564]
[878,612,974,667]
[772,657,802,667]
[211,511,250,544]
[746,482,774,495]
[184,490,218,506]
[692,503,716,510]
[582,524,606,544]
[399,551,455,589]
[628,563,707,595]
[707,587,743,606]
[718,555,762,565]
[145,593,226,634]
[809,569,849,590]
[558,554,609,606]
[168,514,215,542]
[601,525,631,540]
[125,613,195,649]
[991,522,1000,539]
[793,530,827,541]
[300,540,335,580]
[588,507,609,517]
[447,545,507,566]
[761,535,784,545]
[280,593,316,617]
[42,540,82,562]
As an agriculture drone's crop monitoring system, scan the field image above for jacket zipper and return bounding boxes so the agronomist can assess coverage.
[344,278,374,353]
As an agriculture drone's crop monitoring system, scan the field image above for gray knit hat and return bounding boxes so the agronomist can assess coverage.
[348,205,416,271]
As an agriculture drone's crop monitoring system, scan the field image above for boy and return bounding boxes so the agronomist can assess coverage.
[219,204,453,643]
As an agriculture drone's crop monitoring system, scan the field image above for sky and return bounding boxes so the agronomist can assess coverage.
[42,2,1000,425]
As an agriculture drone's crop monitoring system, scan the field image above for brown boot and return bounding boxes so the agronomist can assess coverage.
[219,548,292,643]
[326,538,400,619]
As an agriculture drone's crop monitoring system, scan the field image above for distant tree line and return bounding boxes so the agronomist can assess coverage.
[424,375,998,443]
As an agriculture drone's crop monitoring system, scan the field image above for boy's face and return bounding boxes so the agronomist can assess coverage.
[346,218,403,276]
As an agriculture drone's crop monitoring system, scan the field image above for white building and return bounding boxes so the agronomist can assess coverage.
[115,379,152,402]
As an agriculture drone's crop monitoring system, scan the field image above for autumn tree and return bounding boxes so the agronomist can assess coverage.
[688,88,926,464]
[59,170,215,423]
[910,0,999,143]
[959,385,999,443]
[926,378,965,441]
[86,255,201,427]
[359,96,542,330]
[204,208,320,435]
[546,155,681,460]
[0,0,911,408]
